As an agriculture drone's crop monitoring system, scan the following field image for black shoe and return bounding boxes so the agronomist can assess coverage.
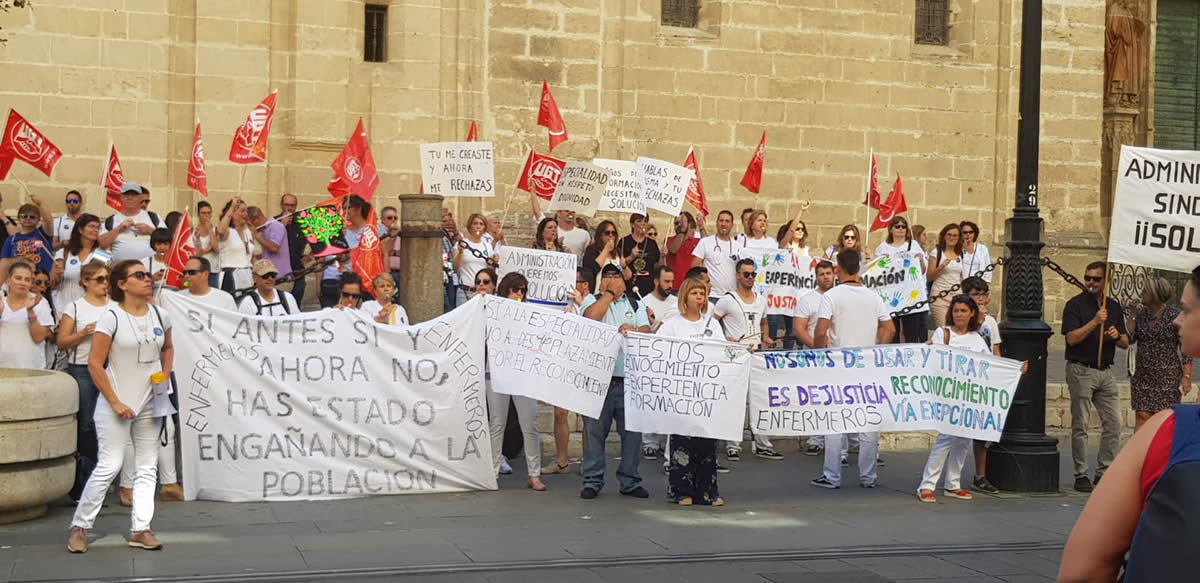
[726,449,741,461]
[1094,473,1103,487]
[804,444,823,456]
[716,463,731,474]
[973,476,1000,494]
[810,476,839,489]
[642,446,658,461]
[580,487,599,499]
[621,486,650,499]
[1073,476,1093,493]
[753,446,784,461]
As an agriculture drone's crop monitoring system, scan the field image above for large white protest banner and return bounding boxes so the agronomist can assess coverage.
[622,332,751,441]
[737,249,822,316]
[593,158,646,215]
[750,344,1022,441]
[419,141,496,197]
[162,293,496,502]
[497,246,577,308]
[548,161,610,216]
[1110,146,1200,273]
[483,295,621,418]
[636,157,694,216]
[862,251,927,312]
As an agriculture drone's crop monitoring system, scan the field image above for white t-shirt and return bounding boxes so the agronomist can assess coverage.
[53,215,76,245]
[53,247,100,310]
[640,292,676,328]
[559,226,591,262]
[713,290,767,347]
[932,326,991,355]
[455,238,495,288]
[875,240,926,262]
[816,283,890,348]
[141,255,168,295]
[0,296,54,369]
[742,235,778,251]
[692,235,737,297]
[980,314,1002,350]
[185,288,237,311]
[62,297,117,365]
[657,313,724,341]
[961,243,993,283]
[792,289,824,347]
[94,305,172,413]
[361,300,410,326]
[100,211,159,262]
[237,289,299,317]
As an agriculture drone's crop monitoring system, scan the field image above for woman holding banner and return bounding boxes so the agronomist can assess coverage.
[532,217,565,253]
[875,216,928,343]
[361,273,409,326]
[926,224,964,328]
[660,277,726,506]
[487,273,546,491]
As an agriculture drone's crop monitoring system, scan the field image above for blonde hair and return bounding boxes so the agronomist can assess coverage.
[372,273,395,290]
[676,277,711,315]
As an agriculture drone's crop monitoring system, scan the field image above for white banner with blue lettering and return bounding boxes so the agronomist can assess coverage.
[749,344,1022,441]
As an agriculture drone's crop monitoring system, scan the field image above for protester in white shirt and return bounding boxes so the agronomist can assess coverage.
[810,249,895,490]
[334,272,366,312]
[217,197,255,294]
[360,273,409,326]
[0,261,54,369]
[791,259,837,456]
[741,210,777,251]
[959,221,993,283]
[636,265,677,460]
[52,190,84,251]
[691,210,738,298]
[557,210,591,261]
[961,275,1005,494]
[237,259,299,317]
[452,213,498,306]
[98,183,163,263]
[875,216,930,343]
[51,213,104,312]
[69,259,174,553]
[181,257,237,311]
[487,273,547,491]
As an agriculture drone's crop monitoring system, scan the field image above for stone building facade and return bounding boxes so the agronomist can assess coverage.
[0,0,1170,344]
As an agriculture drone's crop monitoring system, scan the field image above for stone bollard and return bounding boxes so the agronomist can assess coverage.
[397,194,446,323]
[0,368,78,524]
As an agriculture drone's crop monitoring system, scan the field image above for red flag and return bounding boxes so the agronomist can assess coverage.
[870,174,907,232]
[739,131,766,194]
[327,119,380,201]
[863,153,882,209]
[187,123,208,197]
[103,145,126,212]
[164,213,196,290]
[466,121,478,142]
[516,150,566,201]
[682,147,709,219]
[537,81,568,152]
[229,91,277,164]
[351,209,386,297]
[0,110,63,178]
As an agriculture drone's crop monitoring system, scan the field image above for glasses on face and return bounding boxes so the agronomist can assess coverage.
[962,230,976,236]
[1084,275,1105,283]
[126,271,151,281]
[513,286,528,295]
[257,272,278,280]
[182,269,204,277]
[91,276,108,283]
[603,230,617,236]
[383,216,397,222]
[65,198,81,204]
[843,235,856,241]
[739,271,756,279]
[794,227,804,232]
[341,291,358,298]
[475,278,492,286]
[969,291,988,298]
[19,214,38,220]
[893,224,908,230]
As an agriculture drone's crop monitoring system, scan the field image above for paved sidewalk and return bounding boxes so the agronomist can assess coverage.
[0,447,1090,582]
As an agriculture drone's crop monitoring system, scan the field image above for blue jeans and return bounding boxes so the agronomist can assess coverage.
[582,378,643,493]
[290,273,307,305]
[767,314,795,350]
[444,281,457,313]
[207,273,220,289]
[68,364,100,501]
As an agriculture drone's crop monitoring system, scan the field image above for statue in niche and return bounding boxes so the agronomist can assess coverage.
[1105,0,1146,108]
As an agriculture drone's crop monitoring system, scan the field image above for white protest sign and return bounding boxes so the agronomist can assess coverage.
[622,332,751,441]
[547,161,610,217]
[737,249,822,316]
[419,141,496,197]
[162,293,496,502]
[862,251,927,312]
[497,246,577,308]
[1110,146,1200,273]
[749,344,1022,441]
[593,158,646,215]
[636,157,694,216]
[483,295,620,419]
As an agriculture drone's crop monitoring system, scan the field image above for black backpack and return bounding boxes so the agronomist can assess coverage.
[247,291,292,316]
[104,212,162,232]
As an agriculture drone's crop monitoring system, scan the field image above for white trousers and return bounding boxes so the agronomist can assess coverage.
[487,383,541,477]
[918,434,971,492]
[71,400,159,532]
[121,414,177,486]
[807,433,857,453]
[642,433,666,450]
[823,432,878,487]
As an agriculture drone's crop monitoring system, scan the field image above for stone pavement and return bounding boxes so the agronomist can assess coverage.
[0,444,1094,583]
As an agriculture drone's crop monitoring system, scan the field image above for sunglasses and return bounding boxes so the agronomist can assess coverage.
[512,286,528,294]
[383,216,397,220]
[18,214,39,220]
[603,230,617,235]
[794,226,805,232]
[257,272,278,280]
[602,272,623,279]
[90,276,108,283]
[182,269,205,276]
[65,198,82,204]
[892,224,908,229]
[961,230,976,235]
[341,291,358,298]
[843,235,857,240]
[1084,275,1104,283]
[475,278,493,286]
[739,271,756,278]
[125,271,151,281]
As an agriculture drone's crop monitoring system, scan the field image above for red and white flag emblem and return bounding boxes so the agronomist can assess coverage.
[516,150,567,201]
[229,91,277,164]
[0,110,63,177]
[103,145,126,212]
[327,118,379,201]
[187,123,208,197]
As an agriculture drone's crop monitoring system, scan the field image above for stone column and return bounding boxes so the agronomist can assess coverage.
[397,194,446,323]
[0,369,77,524]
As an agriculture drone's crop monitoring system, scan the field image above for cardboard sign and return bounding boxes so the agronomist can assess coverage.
[636,157,693,216]
[593,158,646,215]
[419,141,496,197]
[547,161,610,216]
[497,246,577,307]
[1110,145,1200,273]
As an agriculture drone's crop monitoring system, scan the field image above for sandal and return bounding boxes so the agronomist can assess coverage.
[528,477,547,491]
[918,490,936,503]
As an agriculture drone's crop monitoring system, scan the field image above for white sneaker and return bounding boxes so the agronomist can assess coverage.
[499,456,513,475]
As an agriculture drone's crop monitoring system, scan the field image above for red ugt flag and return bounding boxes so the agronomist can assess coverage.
[466,121,479,142]
[164,213,196,290]
[0,110,63,178]
[229,91,277,164]
[187,123,208,197]
[103,145,126,212]
[352,208,386,297]
[328,119,380,202]
[516,150,566,201]
[863,153,882,209]
[740,131,766,194]
[682,147,709,219]
[870,174,908,232]
[537,81,568,152]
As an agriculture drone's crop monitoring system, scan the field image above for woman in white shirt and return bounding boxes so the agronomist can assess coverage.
[824,224,868,264]
[926,223,964,328]
[57,262,114,501]
[486,273,546,491]
[361,273,409,326]
[741,209,777,251]
[0,261,54,370]
[874,216,929,343]
[192,201,220,288]
[959,221,992,283]
[217,197,254,294]
[452,213,497,306]
[69,259,174,553]
[50,213,102,310]
[659,277,726,506]
[776,201,812,256]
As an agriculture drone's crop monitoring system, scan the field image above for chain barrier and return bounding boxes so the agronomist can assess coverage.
[887,256,1089,320]
[231,231,402,300]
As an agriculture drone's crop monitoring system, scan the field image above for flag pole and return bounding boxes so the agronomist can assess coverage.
[1097,262,1111,364]
[158,205,190,303]
[863,148,873,254]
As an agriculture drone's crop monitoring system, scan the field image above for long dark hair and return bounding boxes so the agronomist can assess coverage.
[945,295,981,333]
[497,272,528,299]
[936,223,963,257]
[66,213,100,257]
[586,220,618,256]
[109,259,145,304]
[533,217,563,252]
[885,216,910,245]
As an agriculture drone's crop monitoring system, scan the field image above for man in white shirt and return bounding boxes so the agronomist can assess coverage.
[792,260,836,456]
[181,257,237,310]
[98,182,163,262]
[52,190,84,250]
[557,210,590,262]
[239,259,299,316]
[810,249,895,490]
[691,210,738,298]
[638,265,676,460]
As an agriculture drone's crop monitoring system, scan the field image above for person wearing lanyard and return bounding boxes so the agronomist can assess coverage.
[52,190,85,251]
[68,259,174,553]
[361,273,410,326]
[959,221,992,283]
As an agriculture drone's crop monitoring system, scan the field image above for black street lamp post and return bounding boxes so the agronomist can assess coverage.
[990,0,1061,492]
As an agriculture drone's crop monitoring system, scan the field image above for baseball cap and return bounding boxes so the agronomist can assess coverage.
[600,264,622,277]
[252,259,278,276]
[120,182,146,195]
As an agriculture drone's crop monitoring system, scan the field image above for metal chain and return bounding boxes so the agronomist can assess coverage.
[453,234,499,268]
[235,231,400,299]
[1040,256,1088,295]
[889,257,1006,319]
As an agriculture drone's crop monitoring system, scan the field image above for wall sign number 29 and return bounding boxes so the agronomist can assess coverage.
[1026,184,1037,207]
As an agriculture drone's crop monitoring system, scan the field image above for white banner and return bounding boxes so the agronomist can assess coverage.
[483,295,620,419]
[1110,145,1200,273]
[737,249,822,316]
[548,161,610,217]
[622,332,751,441]
[496,246,577,308]
[862,251,927,312]
[418,141,496,197]
[636,157,694,216]
[163,293,496,502]
[593,158,646,215]
[749,345,1022,441]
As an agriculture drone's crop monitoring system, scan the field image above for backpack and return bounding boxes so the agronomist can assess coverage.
[104,212,162,232]
[105,304,165,338]
[247,291,292,316]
